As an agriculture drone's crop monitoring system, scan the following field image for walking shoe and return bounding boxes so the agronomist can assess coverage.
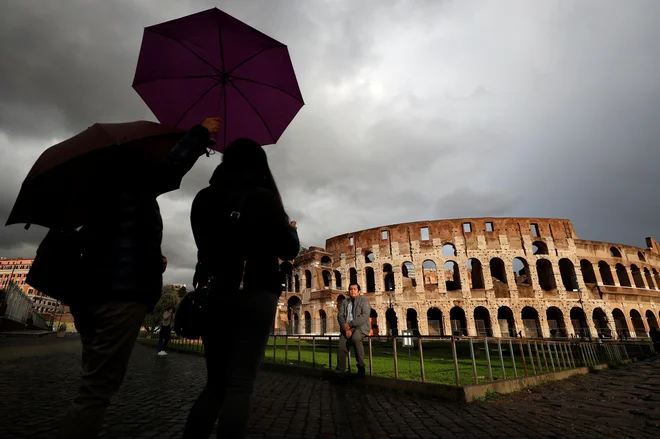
[357,366,366,377]
[158,351,168,356]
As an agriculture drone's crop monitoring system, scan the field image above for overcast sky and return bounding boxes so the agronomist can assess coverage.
[1,0,659,286]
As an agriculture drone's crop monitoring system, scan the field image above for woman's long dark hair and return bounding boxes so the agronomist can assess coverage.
[210,138,289,221]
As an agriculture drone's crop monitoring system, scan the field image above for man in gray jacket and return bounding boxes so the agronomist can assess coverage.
[336,283,371,376]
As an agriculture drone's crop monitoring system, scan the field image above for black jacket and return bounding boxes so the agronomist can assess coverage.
[80,125,209,307]
[191,175,300,295]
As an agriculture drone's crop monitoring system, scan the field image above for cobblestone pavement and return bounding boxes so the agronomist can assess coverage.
[0,335,658,438]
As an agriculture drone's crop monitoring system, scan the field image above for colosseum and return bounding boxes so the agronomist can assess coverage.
[275,217,660,340]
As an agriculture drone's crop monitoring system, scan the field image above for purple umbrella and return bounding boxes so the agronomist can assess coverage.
[132,8,304,152]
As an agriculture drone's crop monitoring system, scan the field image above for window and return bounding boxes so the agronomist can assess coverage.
[420,227,430,241]
[381,230,389,240]
[531,223,540,237]
[349,237,354,246]
[486,222,494,232]
[463,222,472,233]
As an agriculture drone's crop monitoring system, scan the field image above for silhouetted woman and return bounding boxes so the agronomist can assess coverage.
[183,139,299,438]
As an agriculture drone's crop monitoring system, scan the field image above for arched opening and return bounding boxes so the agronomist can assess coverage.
[609,247,622,258]
[521,307,542,338]
[386,308,398,336]
[370,308,379,336]
[644,268,656,290]
[570,307,588,338]
[497,306,516,337]
[304,311,312,334]
[406,308,419,335]
[630,309,647,338]
[287,272,293,292]
[536,259,556,291]
[336,294,345,309]
[334,270,342,290]
[365,251,375,264]
[322,270,331,288]
[467,258,484,289]
[321,255,332,265]
[546,307,567,337]
[442,243,457,257]
[580,260,597,284]
[443,261,461,291]
[630,265,645,289]
[489,258,507,284]
[319,310,327,335]
[598,261,615,285]
[615,264,631,287]
[512,257,531,285]
[473,306,492,336]
[287,296,302,334]
[293,313,300,334]
[349,268,358,286]
[449,306,467,336]
[383,264,395,291]
[294,275,300,292]
[646,310,658,330]
[402,262,417,288]
[592,308,612,338]
[365,267,376,292]
[559,259,578,291]
[638,251,646,262]
[532,241,548,255]
[423,260,438,287]
[427,307,443,336]
[654,269,660,290]
[612,308,629,338]
[305,270,312,289]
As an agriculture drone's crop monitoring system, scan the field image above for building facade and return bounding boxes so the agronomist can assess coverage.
[0,257,61,315]
[277,218,660,340]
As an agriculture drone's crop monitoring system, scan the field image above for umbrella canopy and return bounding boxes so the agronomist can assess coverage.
[6,121,185,228]
[132,7,304,152]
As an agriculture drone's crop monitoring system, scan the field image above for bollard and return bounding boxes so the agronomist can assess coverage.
[451,337,460,386]
[509,340,517,378]
[419,337,426,383]
[392,336,399,379]
[497,339,506,380]
[469,338,478,385]
[369,337,374,376]
[485,339,494,382]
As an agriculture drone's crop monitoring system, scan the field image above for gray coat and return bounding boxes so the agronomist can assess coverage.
[337,295,371,335]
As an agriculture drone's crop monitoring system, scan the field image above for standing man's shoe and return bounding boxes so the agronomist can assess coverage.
[158,351,168,356]
[357,366,366,377]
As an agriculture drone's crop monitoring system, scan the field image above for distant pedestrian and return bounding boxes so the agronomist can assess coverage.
[57,117,220,439]
[336,283,371,377]
[157,306,175,355]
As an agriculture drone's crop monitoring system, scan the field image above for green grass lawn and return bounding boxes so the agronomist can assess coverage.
[141,335,578,386]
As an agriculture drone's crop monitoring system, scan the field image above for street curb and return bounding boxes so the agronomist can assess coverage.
[0,330,58,338]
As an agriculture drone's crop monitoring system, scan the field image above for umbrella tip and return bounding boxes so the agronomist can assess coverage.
[24,223,31,230]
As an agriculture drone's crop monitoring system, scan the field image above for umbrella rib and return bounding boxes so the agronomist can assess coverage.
[229,76,304,104]
[218,18,227,150]
[133,74,218,87]
[147,29,220,75]
[175,81,222,127]
[227,80,276,144]
[227,45,283,76]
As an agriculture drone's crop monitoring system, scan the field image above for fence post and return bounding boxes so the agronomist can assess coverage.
[469,338,478,385]
[497,339,506,380]
[312,337,316,368]
[547,343,555,372]
[392,336,399,379]
[539,342,549,372]
[451,336,460,386]
[273,334,277,362]
[368,337,373,376]
[298,336,301,366]
[527,342,537,375]
[328,336,332,370]
[519,339,528,377]
[509,340,517,378]
[418,336,425,383]
[285,336,289,363]
[534,342,543,373]
[485,339,494,381]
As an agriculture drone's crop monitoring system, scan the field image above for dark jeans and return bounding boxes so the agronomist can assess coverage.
[337,328,366,371]
[183,291,279,439]
[157,325,172,351]
[57,301,148,439]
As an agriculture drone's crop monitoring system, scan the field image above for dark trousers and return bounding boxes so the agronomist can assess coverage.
[157,325,172,351]
[337,328,366,371]
[57,301,148,439]
[183,292,278,439]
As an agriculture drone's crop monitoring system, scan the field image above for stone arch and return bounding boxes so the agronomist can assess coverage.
[615,264,631,287]
[383,263,395,291]
[638,251,646,262]
[288,296,302,334]
[365,267,376,292]
[386,307,398,336]
[322,270,331,288]
[521,306,542,338]
[422,260,438,287]
[497,306,516,337]
[536,259,557,291]
[334,270,342,290]
[580,259,597,284]
[473,306,492,336]
[630,309,647,337]
[293,312,300,334]
[304,311,312,334]
[427,307,444,336]
[644,268,656,290]
[598,261,615,285]
[512,257,531,285]
[610,247,622,258]
[336,294,346,308]
[406,308,419,335]
[532,241,548,255]
[349,268,358,286]
[449,306,467,336]
[630,264,645,288]
[546,306,567,337]
[287,272,293,292]
[654,269,660,290]
[442,243,457,257]
[467,258,484,289]
[402,261,417,288]
[305,270,312,289]
[370,308,379,336]
[321,255,332,265]
[365,251,375,264]
[294,274,300,292]
[646,310,658,330]
[611,308,629,338]
[559,259,578,291]
[490,258,508,284]
[592,308,612,338]
[443,261,461,291]
[319,309,327,335]
[570,307,588,338]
